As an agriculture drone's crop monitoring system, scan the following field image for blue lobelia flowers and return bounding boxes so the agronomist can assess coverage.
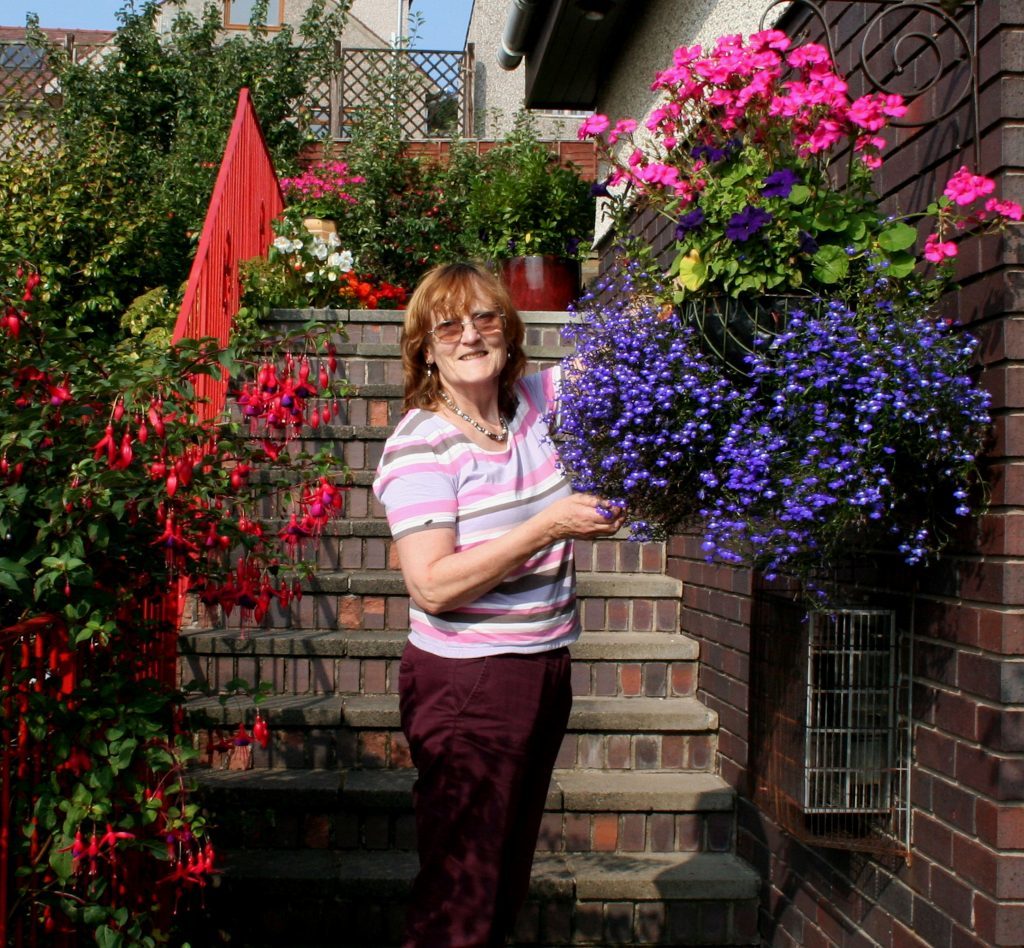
[552,265,991,598]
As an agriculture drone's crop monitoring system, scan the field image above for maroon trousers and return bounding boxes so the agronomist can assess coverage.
[397,642,572,947]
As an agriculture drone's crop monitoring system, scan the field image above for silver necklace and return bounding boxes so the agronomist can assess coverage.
[439,389,508,443]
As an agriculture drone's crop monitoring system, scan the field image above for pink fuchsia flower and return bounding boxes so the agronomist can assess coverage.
[578,113,610,139]
[985,197,1023,221]
[943,166,996,206]
[924,233,958,263]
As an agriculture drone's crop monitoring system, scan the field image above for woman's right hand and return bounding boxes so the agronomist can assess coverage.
[545,493,626,540]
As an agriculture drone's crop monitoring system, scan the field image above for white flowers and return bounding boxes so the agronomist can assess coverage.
[327,250,354,272]
[272,235,304,254]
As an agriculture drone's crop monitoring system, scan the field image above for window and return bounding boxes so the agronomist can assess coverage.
[0,43,45,69]
[224,0,284,30]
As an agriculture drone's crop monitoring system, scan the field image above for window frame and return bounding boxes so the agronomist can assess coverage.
[223,0,286,31]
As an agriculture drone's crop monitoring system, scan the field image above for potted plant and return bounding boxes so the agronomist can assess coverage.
[279,160,365,239]
[559,30,1022,601]
[463,113,595,311]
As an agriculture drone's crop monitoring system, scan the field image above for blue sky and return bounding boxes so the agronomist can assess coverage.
[3,1,474,49]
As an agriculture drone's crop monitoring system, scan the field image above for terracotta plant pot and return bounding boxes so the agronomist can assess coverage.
[303,217,337,240]
[498,255,581,312]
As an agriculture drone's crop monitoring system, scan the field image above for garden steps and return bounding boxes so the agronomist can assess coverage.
[189,849,760,946]
[185,693,719,773]
[181,307,759,946]
[190,767,736,856]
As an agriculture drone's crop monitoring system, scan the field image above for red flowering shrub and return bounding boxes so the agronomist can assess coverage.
[0,261,347,942]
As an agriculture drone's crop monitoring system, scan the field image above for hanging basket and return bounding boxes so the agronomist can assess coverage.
[679,294,812,375]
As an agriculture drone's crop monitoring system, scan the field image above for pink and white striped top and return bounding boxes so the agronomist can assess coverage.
[372,368,578,658]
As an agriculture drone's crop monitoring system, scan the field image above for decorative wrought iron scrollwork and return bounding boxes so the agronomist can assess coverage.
[759,0,980,164]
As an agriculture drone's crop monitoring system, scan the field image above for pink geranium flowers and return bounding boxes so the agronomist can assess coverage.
[578,31,1021,300]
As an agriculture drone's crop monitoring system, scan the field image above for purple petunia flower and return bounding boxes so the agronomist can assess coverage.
[674,207,706,240]
[761,168,801,198]
[691,139,741,163]
[726,206,772,241]
[798,230,819,254]
[590,178,611,198]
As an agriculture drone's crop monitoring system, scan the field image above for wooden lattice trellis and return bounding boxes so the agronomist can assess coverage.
[0,34,111,157]
[332,45,474,141]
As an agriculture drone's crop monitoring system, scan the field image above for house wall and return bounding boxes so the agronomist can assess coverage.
[657,3,1024,946]
[465,0,589,140]
[154,0,387,46]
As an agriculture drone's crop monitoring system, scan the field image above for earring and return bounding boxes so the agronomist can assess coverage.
[426,363,433,378]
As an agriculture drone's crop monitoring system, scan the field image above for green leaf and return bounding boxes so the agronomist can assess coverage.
[885,252,918,278]
[811,245,850,284]
[877,221,918,252]
[787,184,810,205]
[49,843,74,883]
[674,251,707,292]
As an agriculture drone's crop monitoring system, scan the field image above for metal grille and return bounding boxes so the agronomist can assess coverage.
[804,610,896,815]
[750,588,913,862]
[335,46,471,140]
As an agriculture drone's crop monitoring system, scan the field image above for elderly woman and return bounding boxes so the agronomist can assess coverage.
[373,262,623,946]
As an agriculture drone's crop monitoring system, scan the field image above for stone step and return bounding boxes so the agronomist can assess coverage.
[182,848,760,945]
[230,516,666,575]
[186,694,717,772]
[185,569,683,635]
[191,768,735,856]
[180,629,699,701]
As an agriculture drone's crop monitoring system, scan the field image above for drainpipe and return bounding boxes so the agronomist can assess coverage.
[498,0,544,70]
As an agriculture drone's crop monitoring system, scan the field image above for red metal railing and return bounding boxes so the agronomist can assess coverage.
[1,88,283,944]
[172,86,285,411]
[156,87,285,683]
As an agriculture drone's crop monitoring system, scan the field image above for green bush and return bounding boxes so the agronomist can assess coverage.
[0,0,348,336]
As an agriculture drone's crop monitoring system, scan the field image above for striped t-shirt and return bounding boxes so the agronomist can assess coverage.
[372,368,578,658]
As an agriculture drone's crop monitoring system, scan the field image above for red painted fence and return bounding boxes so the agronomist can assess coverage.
[1,87,283,945]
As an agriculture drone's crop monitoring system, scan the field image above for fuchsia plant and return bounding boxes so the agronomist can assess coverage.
[1,263,349,940]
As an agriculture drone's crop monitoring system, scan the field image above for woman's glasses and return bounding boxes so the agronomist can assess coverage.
[428,310,505,344]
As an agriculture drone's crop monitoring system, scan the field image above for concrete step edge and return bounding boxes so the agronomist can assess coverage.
[179,629,699,661]
[192,767,732,815]
[290,570,682,598]
[185,694,717,732]
[215,848,759,901]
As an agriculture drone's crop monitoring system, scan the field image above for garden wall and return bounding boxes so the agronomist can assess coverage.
[657,2,1024,945]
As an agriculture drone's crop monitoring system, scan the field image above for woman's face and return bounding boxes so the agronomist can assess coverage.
[425,290,508,401]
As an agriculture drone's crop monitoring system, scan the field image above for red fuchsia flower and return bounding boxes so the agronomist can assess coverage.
[2,306,21,337]
[279,513,313,556]
[47,379,72,405]
[944,166,996,206]
[92,425,117,466]
[252,712,270,749]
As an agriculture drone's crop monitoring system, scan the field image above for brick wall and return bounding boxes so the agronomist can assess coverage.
[302,138,599,179]
[658,3,1024,946]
